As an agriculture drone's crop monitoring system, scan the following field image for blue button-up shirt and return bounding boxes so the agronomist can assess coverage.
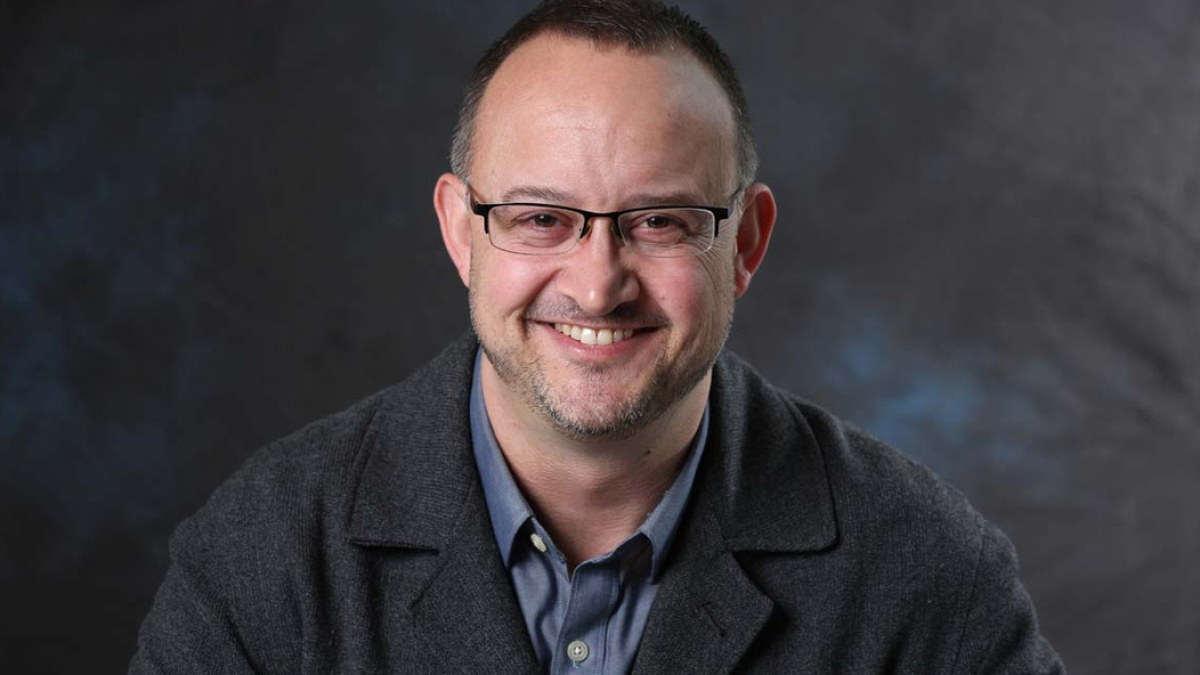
[469,351,709,675]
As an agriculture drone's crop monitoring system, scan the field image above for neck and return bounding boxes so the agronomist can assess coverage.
[481,359,709,569]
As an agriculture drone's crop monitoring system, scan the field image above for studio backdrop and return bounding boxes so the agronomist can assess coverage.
[2,1,1198,673]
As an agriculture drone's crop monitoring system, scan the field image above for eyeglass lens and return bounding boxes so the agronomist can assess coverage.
[486,205,715,258]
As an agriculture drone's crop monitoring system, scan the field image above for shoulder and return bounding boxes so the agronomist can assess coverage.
[134,336,479,670]
[714,349,991,574]
[807,397,988,558]
[193,384,390,540]
[178,334,477,558]
[710,351,1064,672]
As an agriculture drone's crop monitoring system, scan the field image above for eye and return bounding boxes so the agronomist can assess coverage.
[508,208,574,230]
[500,206,579,241]
[622,208,715,253]
[641,214,678,229]
[487,204,579,252]
[625,211,689,246]
[528,212,561,228]
[632,213,686,231]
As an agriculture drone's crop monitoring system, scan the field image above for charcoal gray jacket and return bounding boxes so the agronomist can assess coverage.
[129,333,1064,674]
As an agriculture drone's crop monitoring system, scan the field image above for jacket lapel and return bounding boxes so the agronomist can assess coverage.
[344,335,540,674]
[631,505,774,675]
[633,352,840,675]
[404,480,541,675]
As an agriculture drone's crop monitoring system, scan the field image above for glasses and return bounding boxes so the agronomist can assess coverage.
[468,191,734,259]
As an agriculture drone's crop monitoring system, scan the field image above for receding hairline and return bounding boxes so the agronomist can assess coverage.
[450,5,760,193]
[460,30,742,187]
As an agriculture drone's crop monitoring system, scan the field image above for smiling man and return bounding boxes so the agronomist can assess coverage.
[130,1,1064,674]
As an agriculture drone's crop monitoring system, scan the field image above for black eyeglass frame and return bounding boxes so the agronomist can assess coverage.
[467,192,735,256]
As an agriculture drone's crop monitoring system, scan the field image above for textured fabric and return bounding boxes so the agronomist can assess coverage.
[469,349,710,673]
[128,333,1065,674]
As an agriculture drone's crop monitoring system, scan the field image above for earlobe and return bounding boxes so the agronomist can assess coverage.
[732,183,777,297]
[433,173,473,288]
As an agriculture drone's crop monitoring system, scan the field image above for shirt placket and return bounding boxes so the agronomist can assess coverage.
[551,558,620,675]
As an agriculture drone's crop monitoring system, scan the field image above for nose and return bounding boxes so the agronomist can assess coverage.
[557,218,640,316]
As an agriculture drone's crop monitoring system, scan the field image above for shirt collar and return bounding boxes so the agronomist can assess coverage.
[469,350,535,564]
[637,400,708,580]
[469,349,709,580]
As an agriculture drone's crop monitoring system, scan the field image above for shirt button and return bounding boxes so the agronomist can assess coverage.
[567,639,590,664]
[530,533,548,552]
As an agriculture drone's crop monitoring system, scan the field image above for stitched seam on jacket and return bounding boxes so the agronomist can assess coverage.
[340,398,385,539]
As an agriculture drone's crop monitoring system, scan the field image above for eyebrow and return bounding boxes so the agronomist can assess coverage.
[497,185,713,207]
[500,185,576,204]
[623,191,712,206]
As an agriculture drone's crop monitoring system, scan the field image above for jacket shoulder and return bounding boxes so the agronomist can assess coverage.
[712,351,1064,673]
[198,385,387,533]
[809,398,987,549]
[198,334,477,531]
[717,349,989,568]
[136,337,477,673]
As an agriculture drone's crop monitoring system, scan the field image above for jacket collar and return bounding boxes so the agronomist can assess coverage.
[345,332,839,555]
[700,348,839,553]
[345,334,480,549]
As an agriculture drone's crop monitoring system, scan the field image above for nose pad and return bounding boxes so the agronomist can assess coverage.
[580,218,626,248]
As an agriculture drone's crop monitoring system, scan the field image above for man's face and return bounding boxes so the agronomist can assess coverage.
[453,34,746,439]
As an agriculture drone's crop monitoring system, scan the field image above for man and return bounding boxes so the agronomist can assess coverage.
[130,1,1064,673]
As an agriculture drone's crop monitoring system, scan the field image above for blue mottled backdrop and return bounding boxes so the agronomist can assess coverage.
[2,0,1198,672]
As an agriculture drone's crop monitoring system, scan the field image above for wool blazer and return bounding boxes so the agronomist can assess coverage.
[129,333,1065,674]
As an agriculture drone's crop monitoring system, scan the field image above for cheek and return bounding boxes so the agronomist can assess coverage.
[471,246,556,314]
[650,257,731,330]
[692,249,736,302]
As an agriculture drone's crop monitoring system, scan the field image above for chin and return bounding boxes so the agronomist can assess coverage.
[538,388,654,440]
[541,402,651,442]
[535,359,709,442]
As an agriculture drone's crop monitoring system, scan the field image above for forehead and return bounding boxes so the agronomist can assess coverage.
[471,33,738,204]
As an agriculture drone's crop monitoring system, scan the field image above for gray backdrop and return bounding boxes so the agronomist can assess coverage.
[3,0,1198,672]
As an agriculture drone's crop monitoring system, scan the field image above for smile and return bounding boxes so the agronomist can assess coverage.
[553,323,638,345]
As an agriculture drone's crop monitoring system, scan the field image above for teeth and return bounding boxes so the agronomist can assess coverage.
[554,323,635,345]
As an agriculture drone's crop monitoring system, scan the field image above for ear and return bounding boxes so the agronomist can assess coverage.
[732,183,777,297]
[433,172,473,287]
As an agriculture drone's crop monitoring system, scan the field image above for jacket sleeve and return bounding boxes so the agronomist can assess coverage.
[127,513,261,675]
[955,518,1066,674]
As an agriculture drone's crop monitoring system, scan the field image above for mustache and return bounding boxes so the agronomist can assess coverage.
[524,298,668,326]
